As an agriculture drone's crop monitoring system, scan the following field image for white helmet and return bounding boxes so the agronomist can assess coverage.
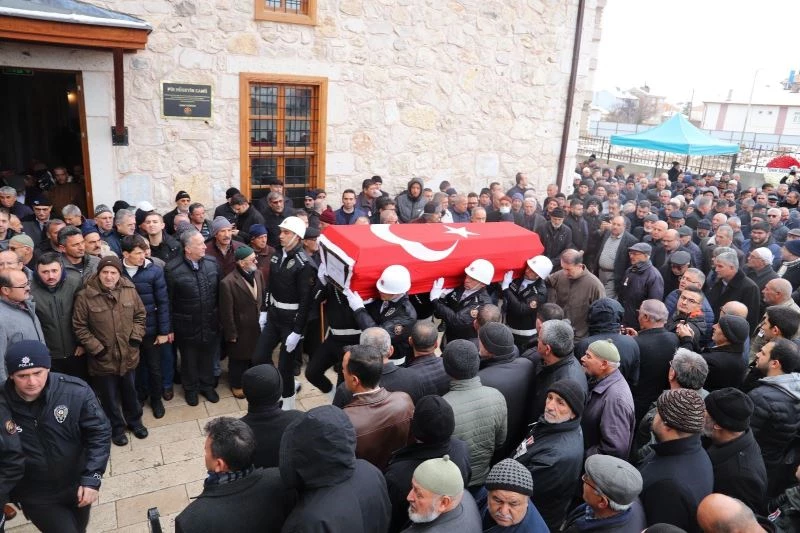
[526,256,553,279]
[376,265,411,294]
[464,259,494,285]
[278,216,306,239]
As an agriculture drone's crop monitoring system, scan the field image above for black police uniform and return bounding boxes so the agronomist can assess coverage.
[409,293,434,320]
[0,395,23,533]
[503,277,548,352]
[305,283,362,393]
[253,244,316,398]
[433,286,493,344]
[352,295,417,362]
[4,373,111,533]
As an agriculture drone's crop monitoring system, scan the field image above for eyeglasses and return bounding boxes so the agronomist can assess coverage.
[581,474,600,493]
[678,294,701,305]
[9,281,29,288]
[269,200,283,205]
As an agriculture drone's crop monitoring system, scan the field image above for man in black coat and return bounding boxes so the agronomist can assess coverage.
[575,298,640,387]
[624,299,679,424]
[530,319,588,423]
[280,406,391,532]
[230,194,265,243]
[514,379,585,531]
[704,248,761,329]
[165,230,221,406]
[536,207,574,267]
[431,259,494,344]
[384,396,471,533]
[240,365,303,469]
[477,322,534,458]
[703,388,768,515]
[703,315,749,392]
[332,327,424,407]
[619,243,665,329]
[3,341,111,533]
[405,320,450,396]
[175,417,295,533]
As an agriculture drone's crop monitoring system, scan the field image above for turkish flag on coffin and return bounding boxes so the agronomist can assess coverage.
[318,222,544,300]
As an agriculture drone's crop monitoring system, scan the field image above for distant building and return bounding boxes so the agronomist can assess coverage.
[701,92,800,136]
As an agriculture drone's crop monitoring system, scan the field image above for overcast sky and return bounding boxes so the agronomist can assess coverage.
[592,0,800,103]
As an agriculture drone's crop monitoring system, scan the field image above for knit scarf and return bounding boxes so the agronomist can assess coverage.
[204,465,254,487]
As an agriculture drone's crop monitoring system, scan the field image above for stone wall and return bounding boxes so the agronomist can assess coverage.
[83,0,602,210]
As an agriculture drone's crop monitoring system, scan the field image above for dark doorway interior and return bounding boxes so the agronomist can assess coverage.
[0,69,83,177]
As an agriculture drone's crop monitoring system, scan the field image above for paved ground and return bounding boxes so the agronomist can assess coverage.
[7,365,333,532]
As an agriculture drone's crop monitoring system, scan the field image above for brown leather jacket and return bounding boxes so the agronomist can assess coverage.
[73,275,146,377]
[343,387,414,471]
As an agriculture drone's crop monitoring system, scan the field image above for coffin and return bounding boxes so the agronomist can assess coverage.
[318,222,545,299]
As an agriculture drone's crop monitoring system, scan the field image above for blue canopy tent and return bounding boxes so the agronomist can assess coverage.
[610,114,739,155]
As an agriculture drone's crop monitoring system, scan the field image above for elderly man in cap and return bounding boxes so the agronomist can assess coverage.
[402,455,481,532]
[239,364,302,469]
[638,389,713,531]
[3,340,111,533]
[514,380,585,530]
[501,255,551,352]
[677,225,702,267]
[779,238,800,289]
[619,242,664,328]
[576,298,640,386]
[443,339,507,489]
[219,246,265,398]
[561,454,646,532]
[8,234,34,271]
[703,388,767,514]
[246,223,275,284]
[581,339,636,459]
[475,459,547,531]
[385,395,471,533]
[536,207,573,266]
[477,322,534,458]
[164,191,191,235]
[703,315,749,391]
[205,216,242,277]
[746,247,778,301]
[659,250,691,297]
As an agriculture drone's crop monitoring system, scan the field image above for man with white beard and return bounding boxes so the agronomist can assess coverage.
[401,456,481,532]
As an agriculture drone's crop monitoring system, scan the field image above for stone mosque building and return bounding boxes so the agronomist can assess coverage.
[0,0,606,211]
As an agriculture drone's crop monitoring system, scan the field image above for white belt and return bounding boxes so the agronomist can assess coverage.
[329,327,361,336]
[509,327,536,337]
[270,296,299,310]
[391,357,406,366]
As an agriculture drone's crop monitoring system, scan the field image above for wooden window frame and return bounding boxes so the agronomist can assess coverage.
[254,0,317,25]
[239,73,327,200]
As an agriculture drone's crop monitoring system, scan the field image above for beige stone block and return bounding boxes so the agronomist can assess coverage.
[112,522,150,533]
[110,445,164,476]
[298,394,330,412]
[227,34,259,55]
[87,501,117,531]
[142,404,207,429]
[130,420,202,450]
[100,457,206,504]
[196,411,248,430]
[184,480,204,499]
[115,485,189,528]
[6,523,38,532]
[161,436,206,465]
[204,396,240,417]
[235,397,249,411]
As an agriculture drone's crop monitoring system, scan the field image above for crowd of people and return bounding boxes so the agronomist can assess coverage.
[1,163,800,532]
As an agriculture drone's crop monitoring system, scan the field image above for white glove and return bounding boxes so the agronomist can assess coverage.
[317,263,327,286]
[258,312,267,331]
[430,277,445,300]
[285,332,302,353]
[501,270,514,291]
[344,289,365,311]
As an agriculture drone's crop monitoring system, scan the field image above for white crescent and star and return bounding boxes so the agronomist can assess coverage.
[369,224,478,262]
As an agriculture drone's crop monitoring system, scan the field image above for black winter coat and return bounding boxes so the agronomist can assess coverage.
[0,395,24,508]
[353,296,417,361]
[619,260,664,328]
[124,259,171,337]
[384,439,471,533]
[536,222,574,265]
[706,429,768,514]
[631,327,679,423]
[165,255,220,343]
[234,205,266,243]
[176,467,295,533]
[240,404,303,469]
[503,277,547,350]
[638,435,713,533]
[405,354,450,397]
[478,352,534,459]
[265,246,316,335]
[704,269,761,330]
[148,231,182,264]
[279,406,391,533]
[4,373,111,504]
[434,286,492,343]
[702,344,747,392]
[514,417,584,531]
[575,299,641,387]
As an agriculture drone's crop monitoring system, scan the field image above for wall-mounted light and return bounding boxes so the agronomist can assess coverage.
[67,90,76,103]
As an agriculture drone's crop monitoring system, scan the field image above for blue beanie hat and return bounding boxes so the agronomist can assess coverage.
[6,340,51,375]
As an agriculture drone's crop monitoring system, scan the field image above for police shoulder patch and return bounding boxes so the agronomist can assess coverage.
[5,419,15,434]
[470,308,478,318]
[394,324,403,335]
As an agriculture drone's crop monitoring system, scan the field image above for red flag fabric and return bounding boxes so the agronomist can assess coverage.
[318,222,545,299]
[765,155,800,170]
